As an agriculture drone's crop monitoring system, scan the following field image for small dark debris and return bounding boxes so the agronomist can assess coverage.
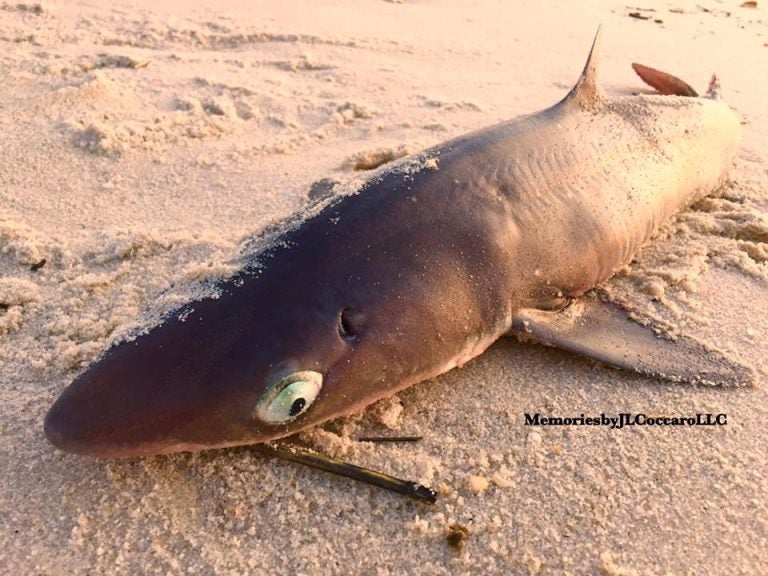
[307,178,339,202]
[358,436,423,443]
[96,54,150,70]
[654,18,664,23]
[741,1,757,8]
[446,523,469,552]
[3,3,44,15]
[30,258,46,272]
[628,11,650,19]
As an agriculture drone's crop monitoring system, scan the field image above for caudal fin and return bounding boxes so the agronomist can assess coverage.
[631,62,699,97]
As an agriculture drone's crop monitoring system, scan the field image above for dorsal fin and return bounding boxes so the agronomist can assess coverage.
[561,26,605,111]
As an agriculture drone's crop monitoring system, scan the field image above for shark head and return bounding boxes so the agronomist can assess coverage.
[44,177,505,458]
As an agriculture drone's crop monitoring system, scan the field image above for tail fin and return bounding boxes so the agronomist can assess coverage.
[631,62,698,97]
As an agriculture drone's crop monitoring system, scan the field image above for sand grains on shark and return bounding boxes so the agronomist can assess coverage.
[44,28,754,460]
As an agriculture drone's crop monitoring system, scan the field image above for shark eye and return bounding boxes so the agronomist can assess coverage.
[255,371,323,424]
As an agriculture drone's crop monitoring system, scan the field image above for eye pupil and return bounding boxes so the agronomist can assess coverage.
[289,397,307,417]
[255,370,323,425]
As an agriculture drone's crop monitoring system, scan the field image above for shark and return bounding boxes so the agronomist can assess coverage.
[44,29,752,459]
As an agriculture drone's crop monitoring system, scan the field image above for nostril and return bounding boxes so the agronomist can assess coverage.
[338,308,364,343]
[338,308,355,340]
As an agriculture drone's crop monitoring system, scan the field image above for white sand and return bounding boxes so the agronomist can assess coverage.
[1,1,767,574]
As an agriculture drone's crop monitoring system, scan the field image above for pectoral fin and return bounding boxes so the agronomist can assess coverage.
[510,294,755,386]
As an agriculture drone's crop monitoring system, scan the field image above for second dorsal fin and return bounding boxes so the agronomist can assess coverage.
[561,26,605,111]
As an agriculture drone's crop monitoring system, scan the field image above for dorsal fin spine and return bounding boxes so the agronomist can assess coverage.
[706,73,721,100]
[561,26,605,111]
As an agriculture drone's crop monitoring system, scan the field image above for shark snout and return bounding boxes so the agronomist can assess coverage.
[43,377,148,458]
[43,402,71,451]
[44,388,117,457]
[42,347,209,458]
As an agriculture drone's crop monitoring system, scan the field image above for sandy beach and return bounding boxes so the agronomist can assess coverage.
[2,1,767,574]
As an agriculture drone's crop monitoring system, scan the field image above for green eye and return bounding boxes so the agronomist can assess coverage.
[255,371,323,424]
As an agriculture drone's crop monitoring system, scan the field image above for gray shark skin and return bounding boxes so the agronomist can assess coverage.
[44,30,750,458]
